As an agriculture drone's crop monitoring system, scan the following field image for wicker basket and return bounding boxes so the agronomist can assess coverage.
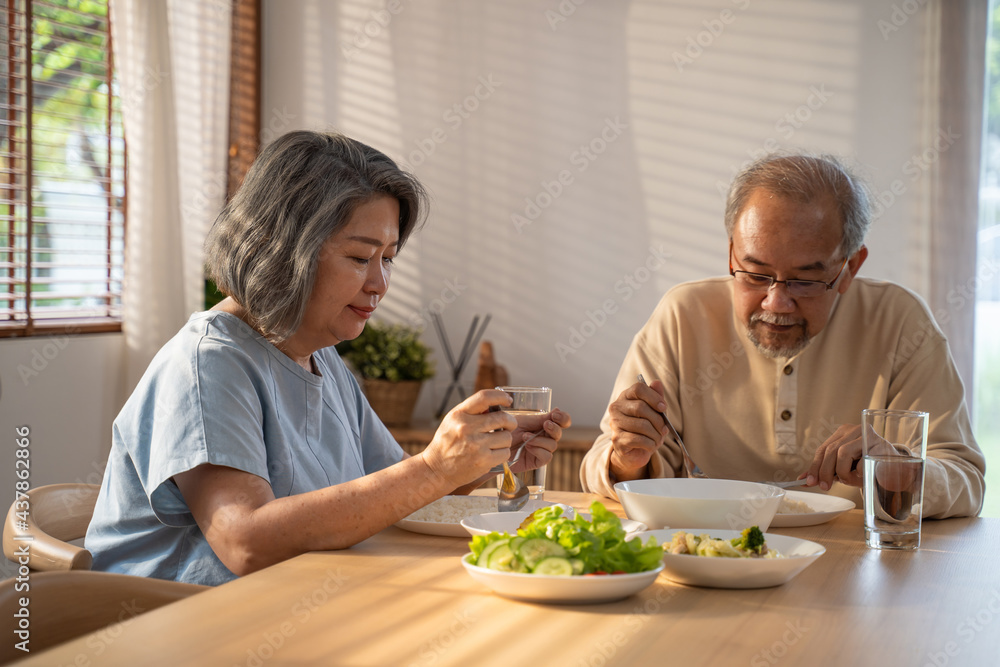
[362,379,424,426]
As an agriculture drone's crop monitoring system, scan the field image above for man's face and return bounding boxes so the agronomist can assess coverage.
[730,188,866,358]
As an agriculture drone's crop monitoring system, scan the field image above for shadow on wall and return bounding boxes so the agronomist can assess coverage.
[276,0,866,422]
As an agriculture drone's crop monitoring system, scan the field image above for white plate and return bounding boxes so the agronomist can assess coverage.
[769,490,856,528]
[461,507,647,538]
[640,528,825,589]
[395,497,557,537]
[461,554,665,604]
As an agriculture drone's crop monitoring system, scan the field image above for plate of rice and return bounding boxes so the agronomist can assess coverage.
[769,490,856,528]
[395,495,556,537]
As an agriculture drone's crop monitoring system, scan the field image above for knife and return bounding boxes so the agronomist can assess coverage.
[757,478,810,488]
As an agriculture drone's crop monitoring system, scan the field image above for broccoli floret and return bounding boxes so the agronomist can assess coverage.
[731,526,766,555]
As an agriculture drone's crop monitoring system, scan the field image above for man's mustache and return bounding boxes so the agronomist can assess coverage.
[750,312,806,327]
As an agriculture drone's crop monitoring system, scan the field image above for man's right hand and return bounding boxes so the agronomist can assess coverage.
[607,379,670,481]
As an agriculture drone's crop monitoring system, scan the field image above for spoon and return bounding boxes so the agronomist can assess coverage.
[489,431,541,475]
[498,459,529,512]
[637,374,708,479]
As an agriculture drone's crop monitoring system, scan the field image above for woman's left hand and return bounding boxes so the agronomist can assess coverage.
[509,409,572,473]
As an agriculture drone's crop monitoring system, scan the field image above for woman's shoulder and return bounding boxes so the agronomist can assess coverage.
[140,311,272,383]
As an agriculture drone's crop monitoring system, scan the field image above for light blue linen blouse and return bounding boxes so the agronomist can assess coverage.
[85,311,404,585]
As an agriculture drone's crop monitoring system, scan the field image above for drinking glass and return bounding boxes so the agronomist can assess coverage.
[495,386,551,500]
[862,409,929,550]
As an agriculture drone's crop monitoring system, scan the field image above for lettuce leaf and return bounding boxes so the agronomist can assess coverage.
[468,502,662,574]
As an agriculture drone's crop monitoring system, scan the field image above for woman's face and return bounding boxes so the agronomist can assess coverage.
[295,195,400,351]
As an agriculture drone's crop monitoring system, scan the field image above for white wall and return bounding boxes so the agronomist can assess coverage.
[261,0,946,426]
[0,333,125,576]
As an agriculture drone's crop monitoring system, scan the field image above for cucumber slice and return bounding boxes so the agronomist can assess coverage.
[487,543,517,571]
[516,538,569,568]
[570,558,585,575]
[476,539,510,568]
[509,536,526,553]
[533,557,573,576]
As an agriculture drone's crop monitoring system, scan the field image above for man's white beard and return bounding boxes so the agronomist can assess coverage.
[746,313,811,359]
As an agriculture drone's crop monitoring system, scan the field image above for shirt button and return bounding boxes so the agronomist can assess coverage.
[780,409,792,421]
[783,365,793,376]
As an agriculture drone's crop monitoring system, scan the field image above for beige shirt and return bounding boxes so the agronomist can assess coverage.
[580,277,986,518]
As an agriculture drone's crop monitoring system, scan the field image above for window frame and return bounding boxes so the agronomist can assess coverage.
[0,0,125,338]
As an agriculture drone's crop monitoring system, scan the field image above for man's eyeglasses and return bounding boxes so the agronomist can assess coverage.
[729,246,849,299]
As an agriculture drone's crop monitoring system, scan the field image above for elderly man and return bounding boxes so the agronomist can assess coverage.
[580,154,985,518]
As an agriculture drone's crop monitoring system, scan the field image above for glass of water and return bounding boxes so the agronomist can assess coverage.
[862,409,929,550]
[495,386,551,500]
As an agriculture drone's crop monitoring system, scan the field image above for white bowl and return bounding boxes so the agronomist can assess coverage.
[639,528,825,589]
[614,478,784,531]
[461,507,647,538]
[461,554,665,604]
[395,497,557,537]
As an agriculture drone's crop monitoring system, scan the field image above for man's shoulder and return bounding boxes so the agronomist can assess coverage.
[659,276,732,305]
[843,277,944,338]
[638,277,732,335]
[848,277,936,318]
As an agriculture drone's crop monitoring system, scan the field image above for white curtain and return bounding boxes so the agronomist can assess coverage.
[110,0,232,390]
[924,0,988,394]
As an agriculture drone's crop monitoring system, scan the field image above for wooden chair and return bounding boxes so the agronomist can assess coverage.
[0,570,207,664]
[3,483,100,571]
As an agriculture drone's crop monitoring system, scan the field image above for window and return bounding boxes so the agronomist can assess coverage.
[1,0,125,337]
[977,0,1000,517]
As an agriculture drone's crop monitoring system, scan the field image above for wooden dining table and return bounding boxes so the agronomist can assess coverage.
[18,491,1000,666]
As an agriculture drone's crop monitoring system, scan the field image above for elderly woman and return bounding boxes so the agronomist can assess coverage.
[85,131,571,585]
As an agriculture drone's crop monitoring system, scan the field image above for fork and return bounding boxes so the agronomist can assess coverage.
[637,374,708,480]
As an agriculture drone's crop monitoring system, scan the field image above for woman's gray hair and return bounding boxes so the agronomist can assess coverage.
[205,130,427,342]
[723,153,872,258]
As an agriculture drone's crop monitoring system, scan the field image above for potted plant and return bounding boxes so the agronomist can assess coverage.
[336,321,435,426]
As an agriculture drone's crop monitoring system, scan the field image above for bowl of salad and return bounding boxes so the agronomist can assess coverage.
[461,503,665,604]
[639,526,825,589]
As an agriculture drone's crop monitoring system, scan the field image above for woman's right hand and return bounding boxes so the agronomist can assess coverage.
[420,389,516,486]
